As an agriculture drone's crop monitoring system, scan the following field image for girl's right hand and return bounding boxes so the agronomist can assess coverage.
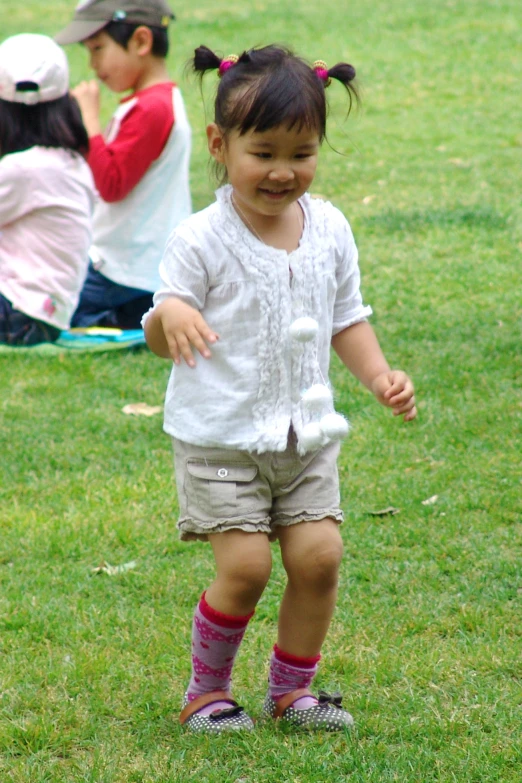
[157,298,219,367]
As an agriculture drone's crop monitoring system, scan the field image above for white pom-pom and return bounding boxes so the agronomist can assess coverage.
[301,384,333,410]
[300,422,325,450]
[320,412,350,440]
[289,317,319,342]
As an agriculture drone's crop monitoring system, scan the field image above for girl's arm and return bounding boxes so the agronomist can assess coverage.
[144,297,218,366]
[332,320,417,421]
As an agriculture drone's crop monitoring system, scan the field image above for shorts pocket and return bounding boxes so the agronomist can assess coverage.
[185,460,259,518]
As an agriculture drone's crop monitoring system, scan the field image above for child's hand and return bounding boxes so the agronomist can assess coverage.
[371,370,417,421]
[71,80,101,137]
[157,298,219,367]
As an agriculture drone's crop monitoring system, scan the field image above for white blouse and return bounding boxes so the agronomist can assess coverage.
[144,185,372,454]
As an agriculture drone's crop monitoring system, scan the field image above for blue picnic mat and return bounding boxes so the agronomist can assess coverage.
[0,327,147,355]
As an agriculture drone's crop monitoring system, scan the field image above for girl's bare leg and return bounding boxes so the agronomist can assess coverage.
[206,529,272,615]
[277,518,343,657]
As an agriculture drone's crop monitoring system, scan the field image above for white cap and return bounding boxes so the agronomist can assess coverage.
[0,34,69,106]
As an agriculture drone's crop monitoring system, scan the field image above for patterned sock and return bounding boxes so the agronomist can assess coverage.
[187,592,253,715]
[268,644,321,710]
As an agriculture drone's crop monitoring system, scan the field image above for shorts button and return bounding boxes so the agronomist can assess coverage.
[217,468,229,478]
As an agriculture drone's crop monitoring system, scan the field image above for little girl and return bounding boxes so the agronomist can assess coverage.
[144,45,416,733]
[0,34,94,346]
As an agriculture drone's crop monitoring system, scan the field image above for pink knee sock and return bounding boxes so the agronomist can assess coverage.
[187,592,253,710]
[268,645,321,709]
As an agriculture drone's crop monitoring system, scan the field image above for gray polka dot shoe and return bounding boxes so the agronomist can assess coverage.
[179,690,254,734]
[263,688,354,731]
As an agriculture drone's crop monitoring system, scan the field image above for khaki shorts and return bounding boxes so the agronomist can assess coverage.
[172,430,343,541]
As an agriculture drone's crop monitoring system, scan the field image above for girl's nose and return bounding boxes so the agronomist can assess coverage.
[268,164,294,182]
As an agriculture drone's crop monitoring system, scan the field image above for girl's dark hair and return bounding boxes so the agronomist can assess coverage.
[104,21,169,58]
[192,44,358,142]
[0,94,89,158]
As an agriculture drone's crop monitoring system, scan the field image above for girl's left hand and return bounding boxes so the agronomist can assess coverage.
[371,370,417,421]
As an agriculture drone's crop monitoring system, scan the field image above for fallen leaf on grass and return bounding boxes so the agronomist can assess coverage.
[448,158,471,168]
[362,194,376,205]
[368,506,400,516]
[92,560,137,576]
[122,403,162,417]
[421,495,439,505]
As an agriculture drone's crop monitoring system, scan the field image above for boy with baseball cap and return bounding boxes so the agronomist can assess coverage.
[56,0,192,329]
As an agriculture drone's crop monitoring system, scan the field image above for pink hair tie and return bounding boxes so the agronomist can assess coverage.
[313,59,332,87]
[218,54,239,77]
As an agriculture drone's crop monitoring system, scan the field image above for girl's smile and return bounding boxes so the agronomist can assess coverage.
[260,188,293,198]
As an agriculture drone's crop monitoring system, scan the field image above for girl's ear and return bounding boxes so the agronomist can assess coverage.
[207,123,225,163]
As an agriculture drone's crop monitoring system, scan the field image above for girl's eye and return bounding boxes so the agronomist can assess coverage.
[254,152,271,159]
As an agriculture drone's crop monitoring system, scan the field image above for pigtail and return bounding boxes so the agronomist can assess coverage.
[313,59,359,114]
[192,45,251,83]
[328,62,356,86]
[193,45,222,77]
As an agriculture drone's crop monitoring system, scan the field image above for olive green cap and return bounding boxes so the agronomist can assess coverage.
[55,0,175,45]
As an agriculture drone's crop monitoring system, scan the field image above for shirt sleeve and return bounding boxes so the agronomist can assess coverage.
[149,229,209,313]
[331,208,373,335]
[88,96,174,203]
[0,160,32,226]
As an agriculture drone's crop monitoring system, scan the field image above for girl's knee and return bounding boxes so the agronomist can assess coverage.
[219,549,272,600]
[307,542,343,589]
[211,531,272,600]
[283,523,343,589]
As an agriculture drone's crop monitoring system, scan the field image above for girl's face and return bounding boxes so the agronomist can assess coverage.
[207,122,320,224]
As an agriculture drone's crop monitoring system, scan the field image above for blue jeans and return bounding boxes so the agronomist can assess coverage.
[71,264,153,329]
[0,293,61,346]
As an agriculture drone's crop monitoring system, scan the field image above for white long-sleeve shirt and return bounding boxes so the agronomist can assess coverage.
[144,185,372,454]
[0,146,94,329]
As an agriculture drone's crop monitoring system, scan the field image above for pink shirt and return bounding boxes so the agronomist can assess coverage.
[0,146,95,329]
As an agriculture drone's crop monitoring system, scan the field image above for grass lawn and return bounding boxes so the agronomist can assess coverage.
[1,0,521,780]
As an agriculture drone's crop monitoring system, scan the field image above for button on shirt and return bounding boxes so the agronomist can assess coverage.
[144,186,372,454]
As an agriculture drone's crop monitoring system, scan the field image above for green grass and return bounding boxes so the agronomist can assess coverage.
[1,0,521,780]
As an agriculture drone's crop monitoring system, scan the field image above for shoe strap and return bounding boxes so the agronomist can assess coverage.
[179,690,235,724]
[273,688,314,718]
